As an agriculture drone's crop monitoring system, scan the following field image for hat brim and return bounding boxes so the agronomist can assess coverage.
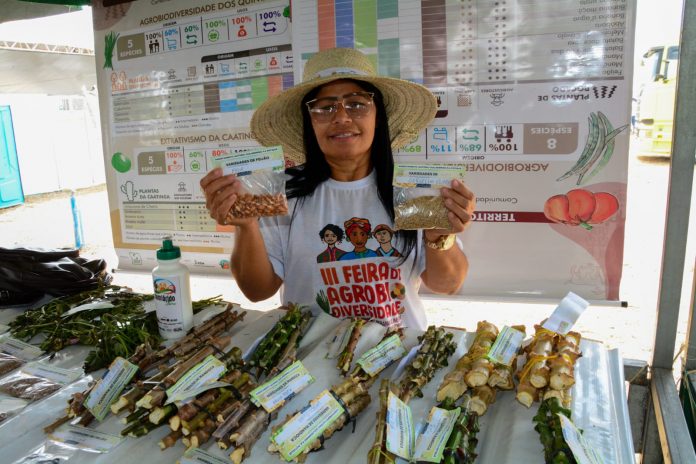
[250,74,437,165]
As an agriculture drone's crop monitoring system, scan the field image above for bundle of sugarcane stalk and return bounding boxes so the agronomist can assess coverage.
[336,318,366,375]
[441,398,480,464]
[398,326,457,403]
[121,345,245,439]
[516,327,582,408]
[367,380,399,464]
[533,397,578,464]
[246,303,312,378]
[269,371,376,463]
[43,304,245,433]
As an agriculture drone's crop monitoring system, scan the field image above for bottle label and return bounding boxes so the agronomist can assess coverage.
[153,275,185,335]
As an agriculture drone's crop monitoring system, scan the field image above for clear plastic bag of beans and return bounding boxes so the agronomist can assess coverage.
[393,164,465,230]
[213,146,289,219]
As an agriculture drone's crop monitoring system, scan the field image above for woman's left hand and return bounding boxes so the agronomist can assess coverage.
[425,179,476,240]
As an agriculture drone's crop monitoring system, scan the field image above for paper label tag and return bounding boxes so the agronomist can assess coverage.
[166,355,226,404]
[0,337,43,360]
[487,326,525,366]
[413,406,461,462]
[385,391,414,460]
[393,163,466,188]
[85,357,138,421]
[49,425,123,453]
[213,146,284,176]
[250,361,315,413]
[325,319,355,359]
[180,447,229,464]
[559,414,604,464]
[357,334,407,376]
[271,389,345,461]
[23,362,82,385]
[542,292,589,335]
[0,324,9,334]
[61,300,114,318]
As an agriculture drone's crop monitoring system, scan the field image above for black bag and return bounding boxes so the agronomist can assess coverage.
[0,247,111,305]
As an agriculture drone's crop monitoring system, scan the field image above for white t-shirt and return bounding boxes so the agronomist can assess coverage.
[259,171,428,330]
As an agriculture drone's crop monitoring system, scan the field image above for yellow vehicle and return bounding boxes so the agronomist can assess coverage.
[634,45,679,154]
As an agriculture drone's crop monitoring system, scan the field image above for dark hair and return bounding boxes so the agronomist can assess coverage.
[319,224,344,242]
[286,79,417,266]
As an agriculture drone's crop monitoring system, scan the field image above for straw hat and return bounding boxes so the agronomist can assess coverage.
[250,48,437,165]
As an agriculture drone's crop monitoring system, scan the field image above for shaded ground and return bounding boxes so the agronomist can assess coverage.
[1,140,694,363]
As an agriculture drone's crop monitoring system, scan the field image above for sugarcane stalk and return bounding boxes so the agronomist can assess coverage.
[337,319,366,375]
[158,429,183,449]
[214,398,253,440]
[468,385,496,416]
[123,407,149,424]
[182,388,233,435]
[400,327,456,403]
[442,408,479,464]
[189,418,216,448]
[149,403,177,425]
[367,380,395,464]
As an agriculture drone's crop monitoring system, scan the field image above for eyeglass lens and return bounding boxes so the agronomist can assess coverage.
[307,92,373,121]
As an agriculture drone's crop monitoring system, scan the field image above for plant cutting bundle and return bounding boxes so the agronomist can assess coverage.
[516,326,582,408]
[398,325,456,404]
[533,397,578,464]
[441,399,480,464]
[43,305,245,433]
[336,318,366,375]
[246,303,313,378]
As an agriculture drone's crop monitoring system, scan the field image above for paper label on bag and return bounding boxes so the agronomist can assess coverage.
[393,163,466,188]
[543,292,589,335]
[23,362,82,385]
[251,361,314,413]
[0,337,43,360]
[50,425,123,453]
[487,326,525,366]
[559,414,604,464]
[180,447,229,464]
[271,389,345,461]
[166,355,226,404]
[325,319,355,359]
[85,357,138,421]
[357,334,407,376]
[0,324,9,334]
[213,146,284,176]
[413,406,460,462]
[385,391,414,459]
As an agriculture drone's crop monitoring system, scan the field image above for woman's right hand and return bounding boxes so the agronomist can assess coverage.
[200,168,257,227]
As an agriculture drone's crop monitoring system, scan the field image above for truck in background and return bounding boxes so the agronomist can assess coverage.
[634,45,679,154]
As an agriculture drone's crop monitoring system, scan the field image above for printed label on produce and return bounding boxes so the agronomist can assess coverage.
[385,391,414,460]
[0,324,9,334]
[0,337,43,360]
[393,163,466,188]
[250,360,314,413]
[166,355,226,404]
[357,334,407,376]
[180,447,229,464]
[213,146,284,176]
[559,414,604,464]
[325,319,356,359]
[413,406,461,462]
[23,362,82,385]
[85,357,138,421]
[543,292,589,335]
[487,326,525,366]
[49,425,123,453]
[271,389,345,461]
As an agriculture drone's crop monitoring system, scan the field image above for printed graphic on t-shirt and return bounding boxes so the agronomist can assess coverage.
[313,217,407,327]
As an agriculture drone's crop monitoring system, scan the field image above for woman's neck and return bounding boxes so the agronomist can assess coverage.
[328,159,372,181]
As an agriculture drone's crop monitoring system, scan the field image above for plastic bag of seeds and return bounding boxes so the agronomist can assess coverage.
[393,163,466,230]
[0,362,81,403]
[212,145,289,219]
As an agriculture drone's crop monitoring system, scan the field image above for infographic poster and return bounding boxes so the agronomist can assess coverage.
[292,0,636,300]
[93,0,292,274]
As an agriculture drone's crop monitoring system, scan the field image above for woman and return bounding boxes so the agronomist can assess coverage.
[201,48,475,330]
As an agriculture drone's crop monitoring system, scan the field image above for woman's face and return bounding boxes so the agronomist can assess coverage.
[309,80,376,166]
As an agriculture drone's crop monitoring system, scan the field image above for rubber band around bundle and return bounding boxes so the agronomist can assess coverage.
[329,389,358,433]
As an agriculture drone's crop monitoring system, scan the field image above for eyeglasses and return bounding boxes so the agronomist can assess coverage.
[305,92,375,123]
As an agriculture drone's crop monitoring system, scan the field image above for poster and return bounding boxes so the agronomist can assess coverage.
[94,0,635,301]
[292,0,635,301]
[93,0,292,274]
